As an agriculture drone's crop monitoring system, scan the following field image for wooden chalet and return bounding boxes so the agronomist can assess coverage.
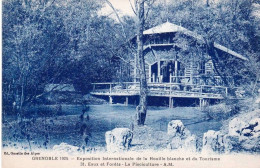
[91,22,247,108]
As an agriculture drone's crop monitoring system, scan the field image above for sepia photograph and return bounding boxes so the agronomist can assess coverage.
[1,0,260,167]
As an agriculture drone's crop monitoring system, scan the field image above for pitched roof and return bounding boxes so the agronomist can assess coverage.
[143,21,248,61]
[144,21,204,41]
[213,43,248,61]
[144,21,184,34]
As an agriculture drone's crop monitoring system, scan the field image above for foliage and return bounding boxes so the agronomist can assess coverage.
[2,0,260,113]
[146,0,260,92]
[2,0,123,113]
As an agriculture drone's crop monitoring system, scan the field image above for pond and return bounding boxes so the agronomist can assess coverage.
[2,104,223,150]
[63,104,222,134]
[57,104,222,148]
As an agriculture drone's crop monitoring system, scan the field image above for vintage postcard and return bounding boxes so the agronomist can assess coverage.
[1,0,260,167]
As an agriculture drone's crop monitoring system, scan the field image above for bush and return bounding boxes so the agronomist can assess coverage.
[204,102,239,120]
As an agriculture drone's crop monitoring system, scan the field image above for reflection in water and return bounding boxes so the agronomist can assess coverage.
[63,104,222,138]
[3,104,222,149]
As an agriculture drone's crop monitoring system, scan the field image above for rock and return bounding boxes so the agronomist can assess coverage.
[167,120,197,152]
[53,143,81,154]
[105,128,133,152]
[183,135,197,152]
[167,136,183,150]
[228,118,247,137]
[239,118,260,140]
[253,124,260,132]
[256,97,260,104]
[252,131,260,138]
[167,120,190,138]
[239,118,260,151]
[241,129,252,137]
[202,130,231,154]
[249,118,260,129]
[223,117,260,152]
[240,135,260,151]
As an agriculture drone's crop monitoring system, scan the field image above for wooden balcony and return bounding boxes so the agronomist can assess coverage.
[91,82,243,100]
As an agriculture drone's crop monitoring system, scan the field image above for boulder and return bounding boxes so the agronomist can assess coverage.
[183,135,197,152]
[167,136,183,150]
[249,118,260,130]
[53,143,81,155]
[105,128,133,152]
[256,97,260,108]
[203,116,260,153]
[228,118,246,137]
[202,130,231,154]
[167,120,197,152]
[239,118,260,139]
[239,118,260,151]
[167,120,191,138]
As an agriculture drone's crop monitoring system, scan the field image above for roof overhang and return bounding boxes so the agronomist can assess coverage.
[143,21,247,61]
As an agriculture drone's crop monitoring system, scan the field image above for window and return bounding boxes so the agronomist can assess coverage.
[199,61,205,74]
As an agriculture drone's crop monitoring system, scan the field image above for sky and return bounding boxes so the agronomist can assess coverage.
[99,0,136,17]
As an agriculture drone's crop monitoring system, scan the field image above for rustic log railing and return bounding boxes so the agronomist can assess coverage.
[91,82,243,99]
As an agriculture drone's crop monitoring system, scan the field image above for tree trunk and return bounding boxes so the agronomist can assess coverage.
[136,0,147,126]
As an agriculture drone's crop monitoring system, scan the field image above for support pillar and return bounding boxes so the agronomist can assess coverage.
[158,61,161,82]
[149,65,152,83]
[225,87,228,97]
[204,99,209,108]
[109,84,112,93]
[125,97,129,106]
[200,98,208,110]
[152,73,155,83]
[169,97,174,108]
[175,60,178,83]
[134,52,137,82]
[199,98,203,110]
[109,96,113,104]
[190,61,193,85]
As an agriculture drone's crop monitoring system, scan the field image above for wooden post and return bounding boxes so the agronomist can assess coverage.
[158,61,161,82]
[225,87,228,97]
[109,96,113,104]
[149,65,152,83]
[169,97,174,108]
[190,62,193,85]
[134,52,137,83]
[153,73,155,83]
[175,60,178,83]
[199,98,203,110]
[109,84,112,93]
[200,98,208,111]
[170,84,172,95]
[125,97,129,106]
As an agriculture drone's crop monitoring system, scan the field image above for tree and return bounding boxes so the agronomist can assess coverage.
[2,0,121,115]
[135,0,148,125]
[103,0,156,125]
[146,0,259,91]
